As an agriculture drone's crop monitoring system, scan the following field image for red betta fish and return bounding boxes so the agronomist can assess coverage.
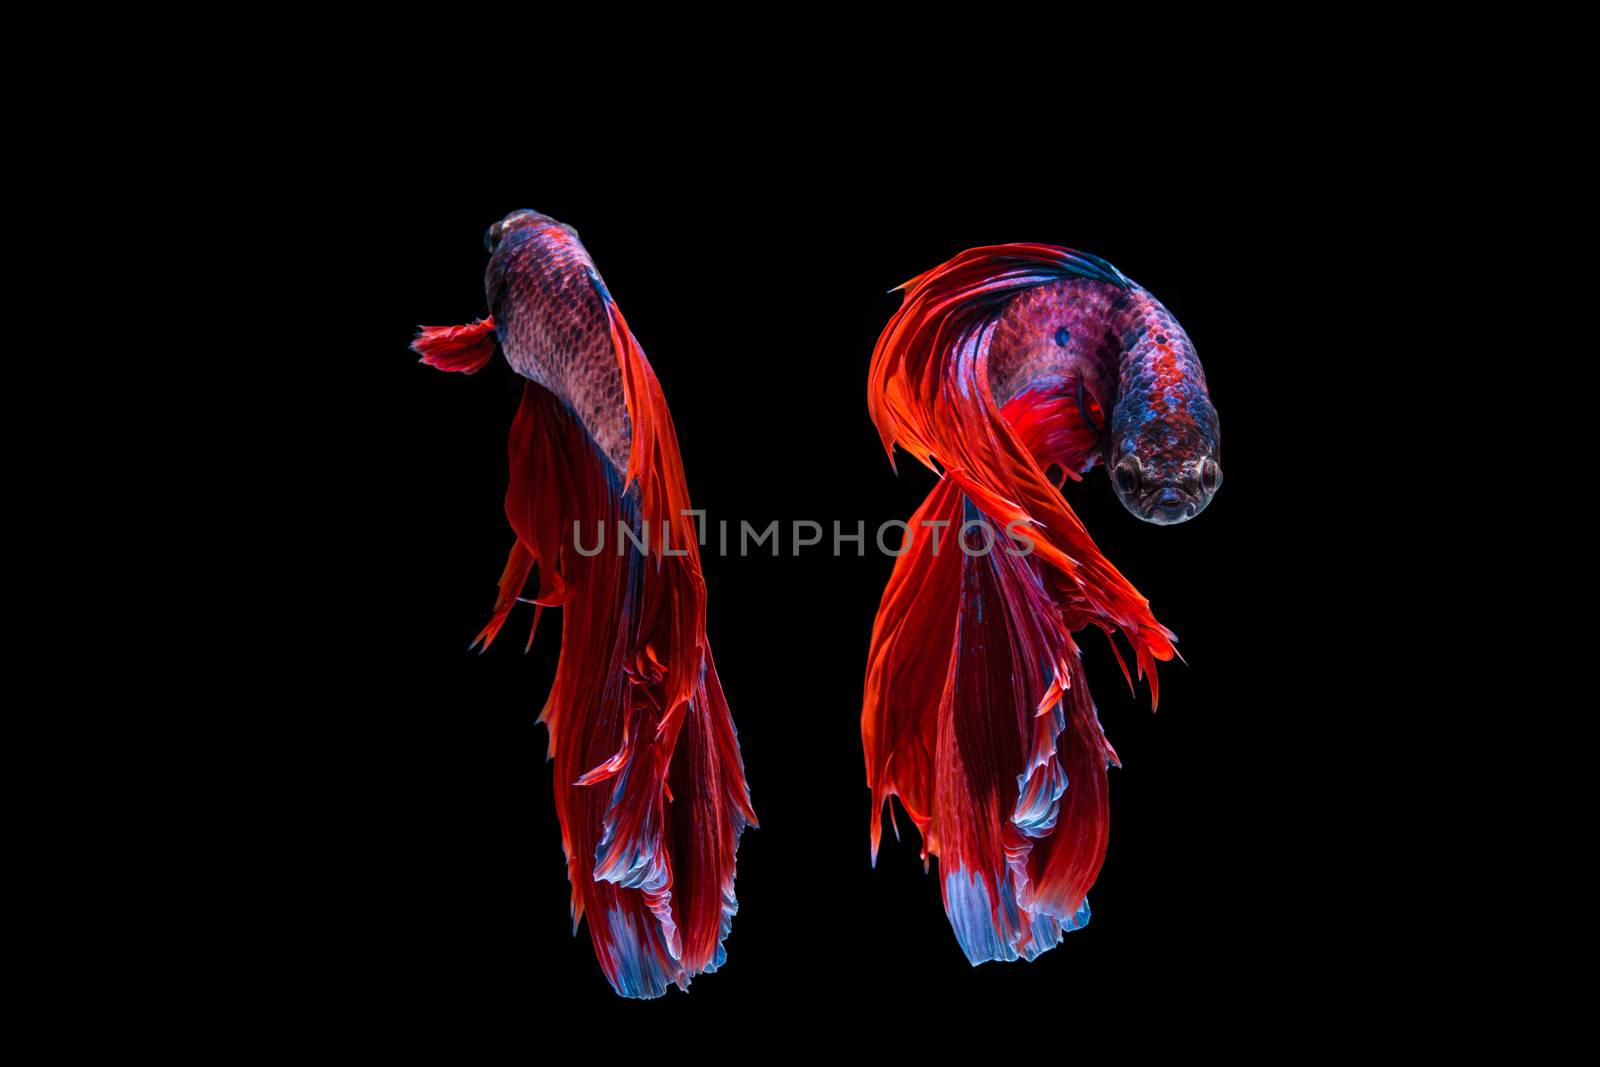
[862,244,1220,964]
[414,210,755,998]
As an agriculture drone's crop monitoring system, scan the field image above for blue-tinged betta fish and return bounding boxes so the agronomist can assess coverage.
[862,244,1220,964]
[414,210,755,998]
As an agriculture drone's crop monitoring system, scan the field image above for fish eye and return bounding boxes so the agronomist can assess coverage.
[1055,326,1071,346]
[1201,458,1221,493]
[1113,456,1141,494]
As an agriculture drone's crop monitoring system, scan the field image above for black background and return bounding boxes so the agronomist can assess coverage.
[328,147,1336,1027]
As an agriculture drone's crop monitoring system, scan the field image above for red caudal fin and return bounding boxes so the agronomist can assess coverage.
[935,500,1113,961]
[412,317,498,374]
[474,309,753,998]
[865,488,1116,962]
[863,244,1170,963]
[862,476,963,865]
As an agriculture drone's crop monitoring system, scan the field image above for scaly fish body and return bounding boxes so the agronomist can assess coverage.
[486,211,632,471]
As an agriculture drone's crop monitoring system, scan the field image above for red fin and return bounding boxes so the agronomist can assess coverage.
[478,364,752,998]
[412,317,497,374]
[596,297,715,737]
[471,539,534,652]
[934,506,1105,962]
[1019,635,1115,925]
[1001,383,1102,480]
[862,477,963,865]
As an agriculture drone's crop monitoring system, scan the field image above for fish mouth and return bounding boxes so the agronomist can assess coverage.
[1140,486,1201,525]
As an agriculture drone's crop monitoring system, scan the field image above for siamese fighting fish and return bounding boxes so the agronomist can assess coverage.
[414,210,754,998]
[862,244,1220,964]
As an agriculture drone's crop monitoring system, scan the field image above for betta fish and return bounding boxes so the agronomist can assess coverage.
[413,210,755,998]
[862,243,1220,964]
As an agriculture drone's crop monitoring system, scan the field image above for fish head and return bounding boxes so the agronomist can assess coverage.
[484,209,577,255]
[1108,393,1221,526]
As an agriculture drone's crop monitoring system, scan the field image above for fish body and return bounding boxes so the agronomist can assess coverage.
[486,212,631,470]
[988,276,1221,522]
[863,244,1219,965]
[415,210,754,999]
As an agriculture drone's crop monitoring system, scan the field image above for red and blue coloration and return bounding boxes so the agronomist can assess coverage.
[863,244,1219,965]
[414,210,755,998]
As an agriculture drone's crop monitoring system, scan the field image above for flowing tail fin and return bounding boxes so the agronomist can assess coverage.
[862,244,1170,964]
[416,307,754,999]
